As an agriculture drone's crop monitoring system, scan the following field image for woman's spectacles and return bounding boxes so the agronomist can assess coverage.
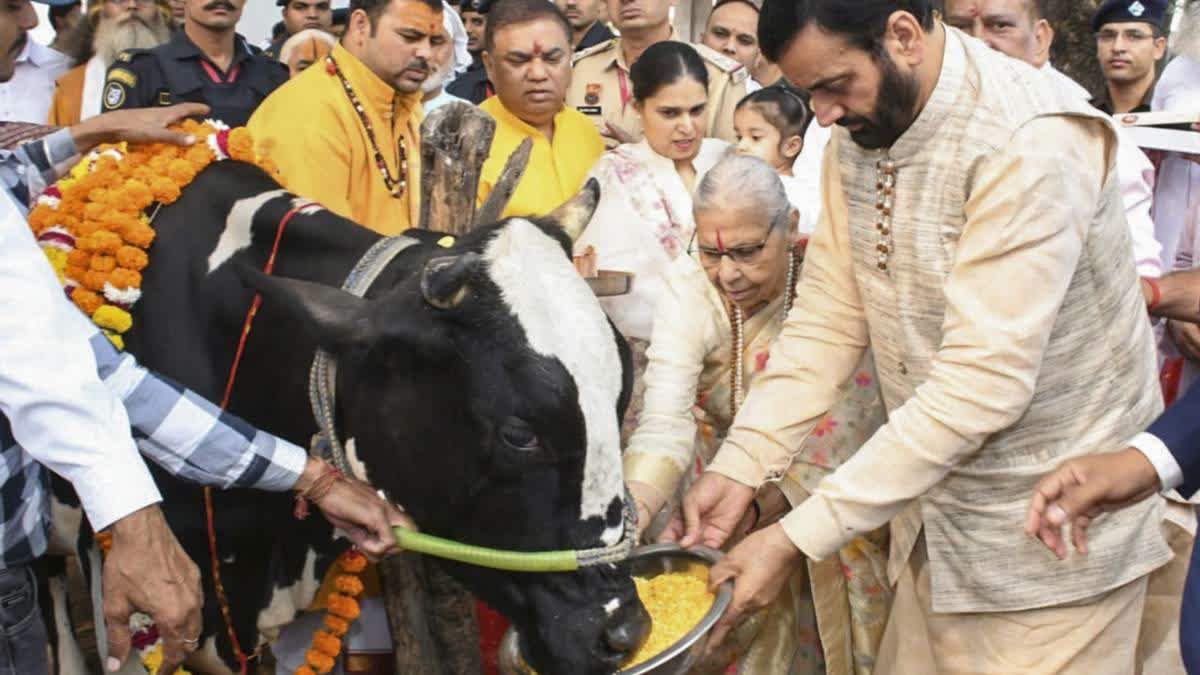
[688,211,786,269]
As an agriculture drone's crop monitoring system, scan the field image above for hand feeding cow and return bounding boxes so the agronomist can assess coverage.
[55,159,650,675]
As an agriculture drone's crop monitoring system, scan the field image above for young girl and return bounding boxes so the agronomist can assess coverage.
[733,86,819,234]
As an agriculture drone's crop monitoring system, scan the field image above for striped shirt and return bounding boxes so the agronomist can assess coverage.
[0,128,306,568]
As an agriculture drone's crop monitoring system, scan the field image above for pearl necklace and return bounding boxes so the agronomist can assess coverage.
[325,55,408,199]
[728,246,801,418]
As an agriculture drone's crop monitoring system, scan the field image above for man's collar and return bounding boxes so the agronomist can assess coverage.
[166,29,252,67]
[484,95,563,138]
[612,24,675,71]
[888,24,964,160]
[17,39,63,68]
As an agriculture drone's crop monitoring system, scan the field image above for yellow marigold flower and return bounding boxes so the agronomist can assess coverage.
[93,305,133,333]
[116,246,149,271]
[311,630,341,657]
[71,288,104,315]
[42,248,68,282]
[109,268,142,290]
[105,331,124,350]
[89,255,116,273]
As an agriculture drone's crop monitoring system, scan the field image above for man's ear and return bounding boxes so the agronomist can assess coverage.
[885,9,927,68]
[1033,18,1053,68]
[482,48,495,83]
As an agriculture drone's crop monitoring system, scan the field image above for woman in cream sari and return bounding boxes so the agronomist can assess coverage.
[625,156,891,674]
[574,42,730,439]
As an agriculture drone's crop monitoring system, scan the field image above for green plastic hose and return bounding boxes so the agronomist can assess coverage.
[394,527,581,572]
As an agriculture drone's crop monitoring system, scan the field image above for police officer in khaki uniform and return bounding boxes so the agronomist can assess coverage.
[567,0,747,146]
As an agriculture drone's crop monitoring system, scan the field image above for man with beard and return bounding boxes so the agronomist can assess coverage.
[48,0,171,126]
[47,0,80,52]
[421,0,470,110]
[264,0,332,60]
[476,0,602,217]
[556,0,610,50]
[566,0,748,145]
[446,0,491,102]
[100,0,288,126]
[672,1,1188,672]
[249,0,446,234]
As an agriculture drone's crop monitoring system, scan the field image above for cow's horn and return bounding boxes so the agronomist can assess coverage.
[549,178,600,241]
[421,253,479,310]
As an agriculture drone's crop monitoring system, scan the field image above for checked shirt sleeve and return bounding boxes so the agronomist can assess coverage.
[0,128,78,210]
[84,323,308,492]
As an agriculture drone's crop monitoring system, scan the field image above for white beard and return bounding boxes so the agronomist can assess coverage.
[94,17,170,67]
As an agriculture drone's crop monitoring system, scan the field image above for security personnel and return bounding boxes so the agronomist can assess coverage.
[1091,0,1168,115]
[567,0,747,147]
[447,0,492,103]
[102,0,287,127]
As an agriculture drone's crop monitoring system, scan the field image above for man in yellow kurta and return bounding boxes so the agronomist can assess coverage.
[249,0,448,235]
[476,0,602,219]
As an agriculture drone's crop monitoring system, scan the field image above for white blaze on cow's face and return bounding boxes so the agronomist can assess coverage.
[482,219,626,546]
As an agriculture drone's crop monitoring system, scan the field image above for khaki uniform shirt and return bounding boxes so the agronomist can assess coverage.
[566,31,748,146]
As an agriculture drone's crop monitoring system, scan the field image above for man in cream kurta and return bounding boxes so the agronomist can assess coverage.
[249,0,446,235]
[676,5,1184,673]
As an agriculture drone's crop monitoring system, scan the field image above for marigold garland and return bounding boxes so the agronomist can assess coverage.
[26,119,280,349]
[296,549,366,674]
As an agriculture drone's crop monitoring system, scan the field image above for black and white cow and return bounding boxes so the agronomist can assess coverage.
[50,159,651,675]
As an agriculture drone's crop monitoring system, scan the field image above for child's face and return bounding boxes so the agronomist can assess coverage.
[734,107,794,172]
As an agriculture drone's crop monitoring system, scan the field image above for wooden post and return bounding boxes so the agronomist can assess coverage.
[419,102,497,234]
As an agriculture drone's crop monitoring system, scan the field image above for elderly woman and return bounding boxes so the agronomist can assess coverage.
[625,155,891,675]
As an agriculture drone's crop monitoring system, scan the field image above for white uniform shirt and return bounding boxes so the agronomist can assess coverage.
[0,40,69,124]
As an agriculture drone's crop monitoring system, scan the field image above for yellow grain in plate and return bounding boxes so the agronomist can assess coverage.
[622,571,715,668]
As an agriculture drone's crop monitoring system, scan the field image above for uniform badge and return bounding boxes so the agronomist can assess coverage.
[103,82,125,110]
[1129,1,1145,16]
[158,91,172,106]
[585,83,602,105]
[107,68,137,88]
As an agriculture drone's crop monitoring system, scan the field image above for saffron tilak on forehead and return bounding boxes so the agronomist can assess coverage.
[533,40,544,56]
[716,229,726,252]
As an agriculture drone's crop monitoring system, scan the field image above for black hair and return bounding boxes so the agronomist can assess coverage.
[49,1,80,31]
[332,7,350,25]
[736,85,813,143]
[272,21,287,40]
[710,0,760,17]
[483,0,572,52]
[350,0,444,32]
[629,41,709,102]
[758,0,935,62]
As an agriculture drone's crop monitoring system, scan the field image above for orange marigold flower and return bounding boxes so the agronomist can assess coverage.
[64,264,87,284]
[304,649,335,674]
[167,158,196,184]
[311,630,341,657]
[88,187,109,204]
[75,219,101,237]
[109,268,142,289]
[89,255,116,273]
[185,144,214,168]
[71,288,103,315]
[334,575,364,596]
[340,551,367,574]
[123,222,155,248]
[84,201,108,222]
[122,180,154,210]
[150,177,181,204]
[81,269,109,292]
[322,615,349,637]
[67,249,91,267]
[60,198,85,220]
[116,246,149,270]
[326,593,360,621]
[228,128,255,162]
[180,119,202,134]
[149,154,172,174]
[58,214,80,232]
[27,207,51,233]
[296,668,318,675]
[84,230,122,253]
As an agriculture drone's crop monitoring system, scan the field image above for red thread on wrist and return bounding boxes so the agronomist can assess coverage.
[1145,276,1162,312]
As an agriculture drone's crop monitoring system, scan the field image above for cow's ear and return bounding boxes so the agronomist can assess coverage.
[235,264,374,349]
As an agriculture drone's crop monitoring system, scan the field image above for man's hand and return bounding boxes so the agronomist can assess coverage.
[103,505,202,675]
[628,480,664,543]
[1024,447,1161,559]
[1169,319,1200,362]
[602,121,636,146]
[296,457,415,560]
[659,471,754,549]
[70,103,212,154]
[705,523,802,651]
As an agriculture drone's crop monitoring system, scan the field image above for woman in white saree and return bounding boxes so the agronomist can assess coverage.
[625,156,891,674]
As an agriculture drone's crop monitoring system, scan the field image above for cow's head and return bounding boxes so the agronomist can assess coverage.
[245,184,650,674]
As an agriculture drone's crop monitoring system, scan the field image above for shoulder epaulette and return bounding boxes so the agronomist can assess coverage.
[691,42,749,83]
[572,38,616,66]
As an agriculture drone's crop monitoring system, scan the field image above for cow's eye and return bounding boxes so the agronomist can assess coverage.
[500,418,540,451]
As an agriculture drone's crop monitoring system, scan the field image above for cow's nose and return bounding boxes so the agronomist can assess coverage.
[603,601,651,655]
